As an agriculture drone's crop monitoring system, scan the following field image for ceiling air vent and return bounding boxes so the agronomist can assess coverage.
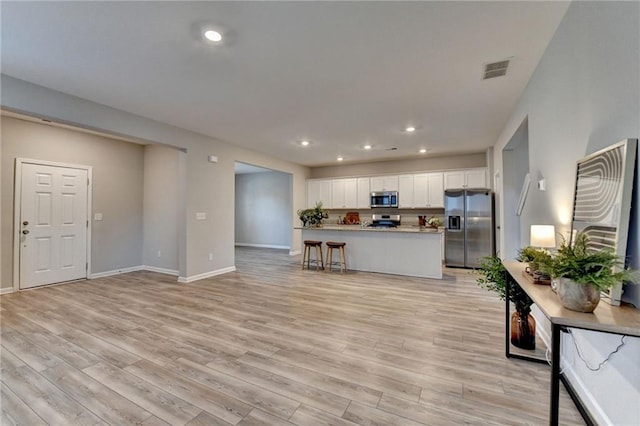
[482,59,510,80]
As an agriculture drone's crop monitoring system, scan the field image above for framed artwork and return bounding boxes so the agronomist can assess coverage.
[570,139,638,306]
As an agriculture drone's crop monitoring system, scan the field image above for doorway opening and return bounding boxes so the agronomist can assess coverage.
[501,118,530,260]
[234,162,293,253]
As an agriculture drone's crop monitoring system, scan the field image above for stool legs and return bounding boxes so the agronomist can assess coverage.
[339,246,347,273]
[302,244,309,270]
[316,245,324,270]
[302,241,324,270]
[326,244,347,273]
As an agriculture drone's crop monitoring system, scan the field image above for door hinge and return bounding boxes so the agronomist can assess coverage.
[87,220,89,227]
[86,262,88,271]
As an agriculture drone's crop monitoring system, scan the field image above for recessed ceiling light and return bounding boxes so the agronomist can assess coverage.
[337,156,344,162]
[419,148,427,154]
[204,30,222,42]
[300,140,310,146]
[405,126,416,133]
[364,144,372,150]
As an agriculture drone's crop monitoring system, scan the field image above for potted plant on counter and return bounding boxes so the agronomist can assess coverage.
[297,202,329,227]
[517,246,553,284]
[476,256,536,349]
[427,216,442,229]
[540,232,639,312]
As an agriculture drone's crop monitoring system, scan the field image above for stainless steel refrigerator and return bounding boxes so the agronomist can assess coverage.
[445,189,495,268]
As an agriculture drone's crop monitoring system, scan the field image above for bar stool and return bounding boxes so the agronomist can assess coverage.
[302,240,324,270]
[326,241,347,273]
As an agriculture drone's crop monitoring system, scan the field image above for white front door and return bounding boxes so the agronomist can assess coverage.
[19,163,88,289]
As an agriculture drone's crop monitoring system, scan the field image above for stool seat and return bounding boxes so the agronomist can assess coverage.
[326,241,346,247]
[302,240,324,270]
[326,242,347,273]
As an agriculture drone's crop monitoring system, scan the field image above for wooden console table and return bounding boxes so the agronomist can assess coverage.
[503,261,640,426]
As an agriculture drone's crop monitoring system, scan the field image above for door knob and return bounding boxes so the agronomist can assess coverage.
[23,221,29,226]
[22,230,29,235]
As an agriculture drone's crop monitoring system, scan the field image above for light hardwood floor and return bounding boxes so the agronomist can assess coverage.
[1,247,584,425]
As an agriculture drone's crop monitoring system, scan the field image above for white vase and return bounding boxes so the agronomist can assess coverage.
[557,278,601,313]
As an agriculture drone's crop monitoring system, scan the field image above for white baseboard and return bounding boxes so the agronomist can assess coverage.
[141,265,179,276]
[289,250,301,256]
[235,243,290,250]
[89,265,143,279]
[532,311,610,426]
[178,266,236,283]
[560,360,609,425]
[0,287,16,295]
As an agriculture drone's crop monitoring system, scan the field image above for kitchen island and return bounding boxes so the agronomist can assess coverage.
[298,225,443,279]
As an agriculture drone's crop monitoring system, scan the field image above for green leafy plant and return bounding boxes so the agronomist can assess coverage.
[427,216,442,227]
[297,202,329,227]
[516,246,553,272]
[476,256,533,313]
[541,232,640,291]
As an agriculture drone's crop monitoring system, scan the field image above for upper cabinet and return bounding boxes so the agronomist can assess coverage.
[408,173,444,208]
[307,179,332,208]
[356,177,371,209]
[398,175,414,208]
[443,168,487,190]
[370,175,399,192]
[395,173,444,208]
[331,178,358,209]
[307,168,485,210]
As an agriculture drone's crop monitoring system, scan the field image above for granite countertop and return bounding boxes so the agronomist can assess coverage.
[295,225,444,234]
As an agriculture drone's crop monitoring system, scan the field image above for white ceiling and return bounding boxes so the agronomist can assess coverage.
[1,1,570,167]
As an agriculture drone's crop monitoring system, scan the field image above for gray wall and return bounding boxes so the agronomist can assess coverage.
[235,172,292,248]
[143,145,182,272]
[1,75,310,281]
[492,2,639,424]
[1,116,144,288]
[309,152,486,178]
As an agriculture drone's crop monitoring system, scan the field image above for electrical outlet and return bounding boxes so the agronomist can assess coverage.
[157,250,161,258]
[208,253,213,261]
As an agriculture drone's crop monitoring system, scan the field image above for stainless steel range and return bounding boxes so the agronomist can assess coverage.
[369,214,401,228]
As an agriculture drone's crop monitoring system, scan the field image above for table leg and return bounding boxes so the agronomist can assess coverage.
[550,323,561,426]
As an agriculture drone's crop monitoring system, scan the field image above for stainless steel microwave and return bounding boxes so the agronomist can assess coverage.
[370,191,398,208]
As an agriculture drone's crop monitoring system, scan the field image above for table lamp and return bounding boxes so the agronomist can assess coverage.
[530,225,556,249]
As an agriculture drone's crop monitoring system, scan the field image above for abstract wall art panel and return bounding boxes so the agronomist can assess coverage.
[570,139,637,305]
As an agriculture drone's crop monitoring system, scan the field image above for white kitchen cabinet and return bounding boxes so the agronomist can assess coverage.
[443,168,487,190]
[465,168,487,188]
[370,175,399,192]
[398,175,414,208]
[307,179,332,208]
[427,173,444,207]
[413,173,444,208]
[443,171,465,190]
[331,178,357,209]
[356,177,371,209]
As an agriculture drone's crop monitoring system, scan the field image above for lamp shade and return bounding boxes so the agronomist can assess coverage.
[530,225,556,248]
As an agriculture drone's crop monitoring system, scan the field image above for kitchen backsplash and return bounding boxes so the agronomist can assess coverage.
[325,209,444,226]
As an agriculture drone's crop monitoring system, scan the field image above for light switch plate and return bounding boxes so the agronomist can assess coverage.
[195,212,206,220]
[94,213,103,221]
[538,179,546,191]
